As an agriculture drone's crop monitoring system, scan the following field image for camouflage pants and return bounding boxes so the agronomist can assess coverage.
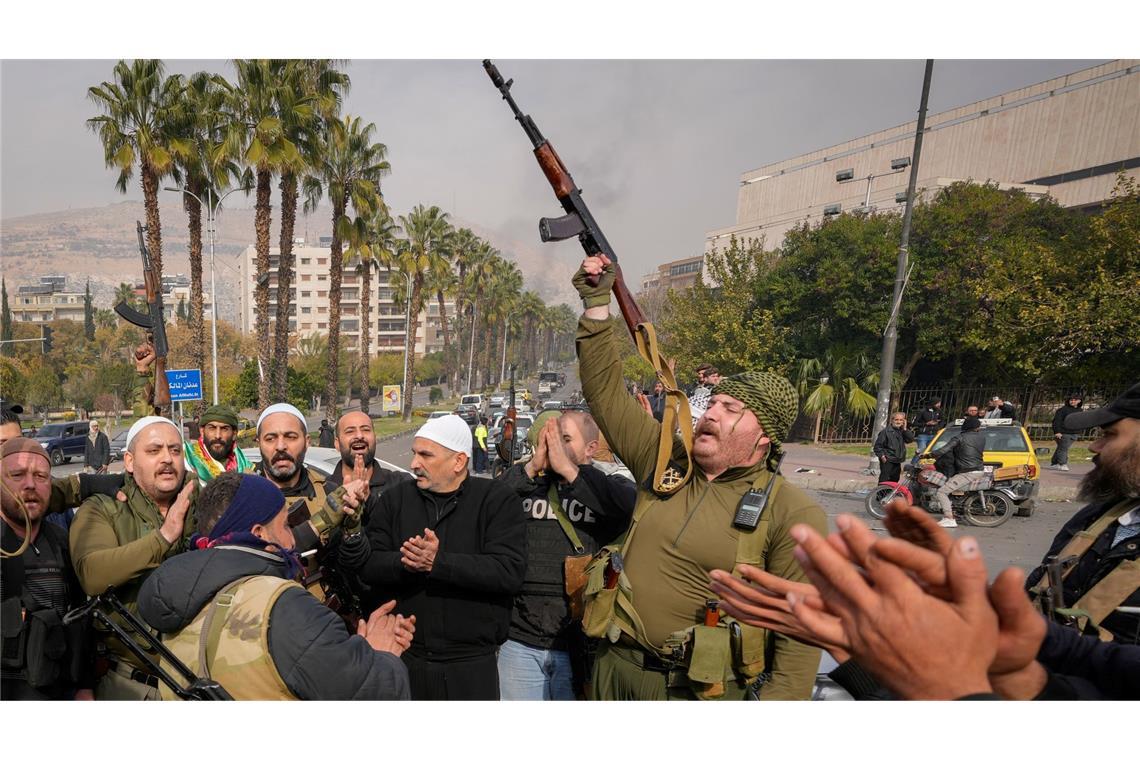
[934,471,990,517]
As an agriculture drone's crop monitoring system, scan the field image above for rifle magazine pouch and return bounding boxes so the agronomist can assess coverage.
[581,552,620,642]
[1,596,26,670]
[563,554,592,621]
[24,607,66,689]
[686,625,731,699]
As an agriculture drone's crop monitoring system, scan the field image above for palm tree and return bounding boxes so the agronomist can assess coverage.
[447,227,479,390]
[394,205,451,420]
[424,226,458,399]
[303,115,390,417]
[88,59,189,286]
[226,59,306,407]
[272,60,350,400]
[455,236,497,392]
[482,261,522,386]
[342,206,396,415]
[172,71,240,415]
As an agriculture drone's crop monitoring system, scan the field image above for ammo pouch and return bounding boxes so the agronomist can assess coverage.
[563,555,592,621]
[2,597,81,690]
[581,547,635,642]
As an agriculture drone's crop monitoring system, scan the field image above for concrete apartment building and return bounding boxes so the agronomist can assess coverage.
[11,276,86,323]
[706,59,1140,253]
[639,254,704,294]
[236,239,456,358]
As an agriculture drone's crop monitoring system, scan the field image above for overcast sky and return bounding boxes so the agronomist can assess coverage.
[0,57,1112,282]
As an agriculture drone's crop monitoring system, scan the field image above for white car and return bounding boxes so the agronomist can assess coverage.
[427,410,453,420]
[488,395,507,408]
[241,446,411,477]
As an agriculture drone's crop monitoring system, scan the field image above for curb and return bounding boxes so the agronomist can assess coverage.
[785,473,1079,502]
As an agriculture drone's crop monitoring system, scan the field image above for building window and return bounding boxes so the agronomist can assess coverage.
[318,307,328,314]
[317,274,327,282]
[318,322,327,329]
[301,307,311,314]
[317,291,327,298]
[300,258,310,265]
[302,274,312,281]
[317,258,328,265]
[301,291,311,298]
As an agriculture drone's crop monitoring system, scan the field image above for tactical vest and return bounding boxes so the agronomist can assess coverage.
[1030,497,1140,641]
[159,570,297,701]
[581,469,780,698]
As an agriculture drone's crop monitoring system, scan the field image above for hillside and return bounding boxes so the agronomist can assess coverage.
[1,200,578,322]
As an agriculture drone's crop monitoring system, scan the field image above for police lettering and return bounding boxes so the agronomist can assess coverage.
[522,497,595,524]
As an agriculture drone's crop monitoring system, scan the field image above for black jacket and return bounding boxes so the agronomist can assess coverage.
[914,407,942,434]
[341,475,527,660]
[139,543,410,700]
[1026,498,1140,644]
[84,432,110,469]
[1034,620,1140,699]
[873,426,915,464]
[500,462,635,650]
[934,429,985,476]
[1051,402,1083,434]
[648,393,666,423]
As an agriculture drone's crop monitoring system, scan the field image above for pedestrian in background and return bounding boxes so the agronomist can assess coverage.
[84,420,110,474]
[1050,393,1083,471]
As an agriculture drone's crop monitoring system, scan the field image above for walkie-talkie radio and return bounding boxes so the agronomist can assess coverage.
[733,452,785,531]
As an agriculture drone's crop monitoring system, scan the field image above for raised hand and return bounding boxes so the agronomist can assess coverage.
[400,528,439,572]
[159,478,196,545]
[357,600,417,656]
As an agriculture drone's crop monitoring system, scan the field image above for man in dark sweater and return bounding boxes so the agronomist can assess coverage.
[873,412,915,484]
[339,414,527,700]
[1049,393,1083,470]
[497,410,636,700]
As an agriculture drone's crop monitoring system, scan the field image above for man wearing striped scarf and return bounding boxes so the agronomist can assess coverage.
[183,405,252,486]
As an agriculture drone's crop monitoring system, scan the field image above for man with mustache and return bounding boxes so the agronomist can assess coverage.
[70,416,196,700]
[254,404,369,609]
[1,438,93,700]
[340,414,526,700]
[572,254,827,701]
[183,404,253,485]
[1026,381,1140,645]
[329,410,412,611]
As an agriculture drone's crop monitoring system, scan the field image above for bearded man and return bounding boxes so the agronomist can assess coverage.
[183,404,253,484]
[571,254,827,701]
[1026,381,1140,644]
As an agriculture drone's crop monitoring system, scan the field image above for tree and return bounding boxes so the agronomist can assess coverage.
[303,115,390,417]
[88,59,188,286]
[273,60,350,400]
[350,207,399,415]
[176,298,187,321]
[1,278,11,357]
[660,236,794,380]
[424,225,458,397]
[394,205,450,420]
[83,281,95,342]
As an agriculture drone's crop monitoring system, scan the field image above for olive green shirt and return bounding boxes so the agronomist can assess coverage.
[576,315,826,700]
[69,473,195,610]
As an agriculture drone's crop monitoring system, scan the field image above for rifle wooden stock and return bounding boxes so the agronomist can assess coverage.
[154,353,170,411]
[534,144,576,199]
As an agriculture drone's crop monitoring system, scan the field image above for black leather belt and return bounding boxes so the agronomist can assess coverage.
[110,658,159,689]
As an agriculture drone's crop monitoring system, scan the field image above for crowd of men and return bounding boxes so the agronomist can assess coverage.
[1,255,1137,702]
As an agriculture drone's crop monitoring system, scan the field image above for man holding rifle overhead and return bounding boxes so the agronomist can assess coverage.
[482,59,826,700]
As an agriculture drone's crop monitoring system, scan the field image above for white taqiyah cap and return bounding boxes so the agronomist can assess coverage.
[415,414,473,459]
[125,416,182,450]
[257,403,308,434]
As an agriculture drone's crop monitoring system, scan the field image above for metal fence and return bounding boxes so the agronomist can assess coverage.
[790,384,1129,444]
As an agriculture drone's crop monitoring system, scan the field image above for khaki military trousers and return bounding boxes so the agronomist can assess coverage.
[589,640,748,701]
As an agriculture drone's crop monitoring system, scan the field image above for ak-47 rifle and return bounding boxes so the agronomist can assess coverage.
[63,590,232,700]
[115,222,170,417]
[483,60,694,495]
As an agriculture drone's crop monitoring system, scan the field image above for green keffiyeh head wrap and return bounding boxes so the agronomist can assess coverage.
[200,404,240,429]
[712,371,799,470]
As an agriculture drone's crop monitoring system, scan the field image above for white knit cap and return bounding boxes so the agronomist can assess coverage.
[257,403,308,434]
[415,414,472,459]
[125,415,182,450]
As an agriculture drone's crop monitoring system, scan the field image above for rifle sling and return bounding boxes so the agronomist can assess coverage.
[633,321,694,496]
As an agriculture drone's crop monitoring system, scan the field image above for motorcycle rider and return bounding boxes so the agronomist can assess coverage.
[932,416,987,528]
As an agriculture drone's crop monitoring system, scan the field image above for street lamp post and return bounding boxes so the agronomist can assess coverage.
[164,184,247,406]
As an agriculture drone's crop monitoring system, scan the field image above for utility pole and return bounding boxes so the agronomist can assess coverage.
[866,59,934,476]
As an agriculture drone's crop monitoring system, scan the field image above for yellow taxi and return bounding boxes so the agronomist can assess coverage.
[919,418,1051,516]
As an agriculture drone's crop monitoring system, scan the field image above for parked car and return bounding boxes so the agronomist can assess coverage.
[919,418,1050,517]
[460,393,484,410]
[34,421,90,466]
[488,395,507,409]
[241,446,410,478]
[455,404,480,426]
[108,429,129,461]
[542,400,563,411]
[428,410,453,420]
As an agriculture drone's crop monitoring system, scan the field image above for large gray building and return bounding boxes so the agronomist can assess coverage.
[706,59,1139,253]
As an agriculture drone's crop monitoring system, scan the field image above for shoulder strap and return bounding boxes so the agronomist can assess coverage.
[1071,559,1140,628]
[198,577,249,679]
[547,483,585,555]
[1030,498,1139,596]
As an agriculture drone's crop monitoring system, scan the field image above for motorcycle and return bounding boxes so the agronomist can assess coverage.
[864,462,1030,527]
